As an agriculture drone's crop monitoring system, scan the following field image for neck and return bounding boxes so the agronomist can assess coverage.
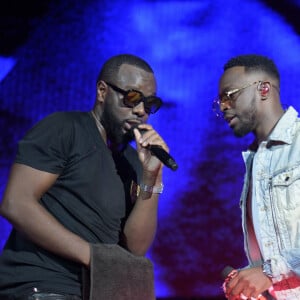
[90,110,126,152]
[255,108,285,144]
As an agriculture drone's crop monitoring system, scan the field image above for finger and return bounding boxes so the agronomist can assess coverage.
[140,132,167,151]
[227,273,240,289]
[241,287,255,299]
[133,128,143,151]
[134,126,157,147]
[133,127,142,141]
[140,132,159,147]
[230,288,245,299]
[239,293,248,300]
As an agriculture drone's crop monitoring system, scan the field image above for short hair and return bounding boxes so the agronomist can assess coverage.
[97,54,154,84]
[224,54,280,82]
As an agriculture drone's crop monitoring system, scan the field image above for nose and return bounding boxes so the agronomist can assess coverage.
[220,99,232,112]
[132,101,147,116]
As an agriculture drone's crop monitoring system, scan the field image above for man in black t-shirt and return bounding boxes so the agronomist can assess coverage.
[0,54,169,299]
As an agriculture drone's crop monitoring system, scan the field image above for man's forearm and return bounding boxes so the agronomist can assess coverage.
[1,199,91,267]
[123,191,160,256]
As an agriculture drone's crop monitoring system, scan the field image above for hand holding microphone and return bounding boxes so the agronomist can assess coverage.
[221,266,267,300]
[131,124,178,171]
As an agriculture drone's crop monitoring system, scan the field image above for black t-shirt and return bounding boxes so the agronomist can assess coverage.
[0,111,142,297]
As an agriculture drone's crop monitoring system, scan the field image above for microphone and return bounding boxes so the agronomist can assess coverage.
[131,126,178,171]
[221,265,235,280]
[221,266,237,299]
[148,144,178,171]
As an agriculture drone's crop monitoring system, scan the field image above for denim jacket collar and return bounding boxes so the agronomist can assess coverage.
[244,106,298,155]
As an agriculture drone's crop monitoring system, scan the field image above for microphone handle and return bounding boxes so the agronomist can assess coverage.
[148,145,178,171]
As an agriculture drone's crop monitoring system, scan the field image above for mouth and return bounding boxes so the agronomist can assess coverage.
[224,114,236,126]
[123,119,142,132]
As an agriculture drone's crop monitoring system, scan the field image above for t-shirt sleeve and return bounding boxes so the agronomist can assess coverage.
[15,112,73,174]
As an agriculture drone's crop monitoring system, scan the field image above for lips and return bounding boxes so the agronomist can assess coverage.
[124,119,142,131]
[224,114,236,126]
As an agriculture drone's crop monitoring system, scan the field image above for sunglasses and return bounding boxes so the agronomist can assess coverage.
[105,82,163,114]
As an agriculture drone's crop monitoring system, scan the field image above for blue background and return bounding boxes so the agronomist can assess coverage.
[1,0,300,298]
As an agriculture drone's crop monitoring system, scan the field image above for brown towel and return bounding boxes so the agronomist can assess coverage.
[83,243,156,300]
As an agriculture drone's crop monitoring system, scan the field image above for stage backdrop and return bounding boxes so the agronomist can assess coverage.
[1,0,300,298]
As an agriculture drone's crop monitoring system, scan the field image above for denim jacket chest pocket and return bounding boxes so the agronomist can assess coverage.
[271,164,300,210]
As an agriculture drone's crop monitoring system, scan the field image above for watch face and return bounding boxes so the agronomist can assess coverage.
[138,183,164,194]
[153,183,164,194]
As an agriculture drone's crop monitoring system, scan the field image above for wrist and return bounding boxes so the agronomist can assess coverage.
[142,167,163,182]
[139,182,164,194]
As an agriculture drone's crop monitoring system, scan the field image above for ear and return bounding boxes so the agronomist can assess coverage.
[96,80,108,103]
[258,81,270,100]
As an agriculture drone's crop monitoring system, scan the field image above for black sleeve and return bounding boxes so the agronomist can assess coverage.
[15,112,74,174]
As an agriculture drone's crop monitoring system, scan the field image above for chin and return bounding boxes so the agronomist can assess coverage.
[113,130,134,145]
[123,131,134,144]
[234,132,246,138]
[233,128,250,138]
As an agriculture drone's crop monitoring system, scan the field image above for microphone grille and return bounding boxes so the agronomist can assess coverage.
[221,266,234,279]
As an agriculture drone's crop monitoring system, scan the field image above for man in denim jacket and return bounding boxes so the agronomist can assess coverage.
[213,54,300,300]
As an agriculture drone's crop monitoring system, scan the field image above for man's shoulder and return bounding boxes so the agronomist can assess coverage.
[44,111,89,121]
[36,111,91,128]
[23,111,92,141]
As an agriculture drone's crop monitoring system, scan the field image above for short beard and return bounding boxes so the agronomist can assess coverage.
[233,120,253,137]
[233,104,257,138]
[100,105,133,146]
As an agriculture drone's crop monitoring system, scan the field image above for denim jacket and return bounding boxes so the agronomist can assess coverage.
[240,106,300,299]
